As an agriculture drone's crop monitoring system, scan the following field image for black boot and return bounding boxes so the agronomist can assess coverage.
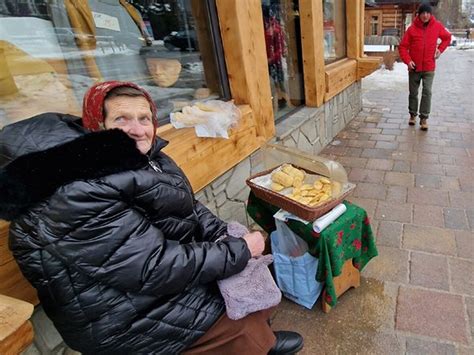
[268,331,304,355]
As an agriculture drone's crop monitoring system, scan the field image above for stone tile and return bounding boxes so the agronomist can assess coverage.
[407,187,450,207]
[467,210,474,230]
[361,148,393,159]
[415,174,440,189]
[417,152,440,163]
[439,176,461,191]
[445,166,473,179]
[375,201,412,223]
[365,158,394,171]
[458,177,474,193]
[398,142,415,151]
[405,337,456,355]
[449,191,474,209]
[410,252,449,290]
[455,230,474,259]
[376,221,403,248]
[443,147,469,156]
[346,139,376,148]
[393,160,411,173]
[375,141,399,150]
[396,287,468,343]
[466,296,474,335]
[348,168,385,183]
[384,172,415,187]
[392,150,418,162]
[403,224,456,255]
[362,246,409,283]
[439,154,456,164]
[31,307,65,353]
[370,134,397,142]
[448,258,474,296]
[346,197,378,218]
[377,123,400,129]
[335,156,367,169]
[345,147,363,157]
[417,144,443,154]
[443,208,469,230]
[353,182,387,200]
[413,204,444,228]
[382,128,402,136]
[386,186,408,203]
[358,127,382,134]
[411,162,445,175]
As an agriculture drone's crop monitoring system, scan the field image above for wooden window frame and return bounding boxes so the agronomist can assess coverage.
[301,0,380,107]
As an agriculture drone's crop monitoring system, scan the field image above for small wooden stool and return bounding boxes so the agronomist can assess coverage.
[322,259,360,313]
[0,294,34,355]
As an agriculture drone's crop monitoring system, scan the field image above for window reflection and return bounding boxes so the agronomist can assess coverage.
[262,0,304,120]
[0,0,227,127]
[323,0,346,63]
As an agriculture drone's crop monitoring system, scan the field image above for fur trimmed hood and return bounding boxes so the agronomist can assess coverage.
[0,114,154,220]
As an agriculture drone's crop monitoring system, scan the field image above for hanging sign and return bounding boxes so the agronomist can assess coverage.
[92,12,121,31]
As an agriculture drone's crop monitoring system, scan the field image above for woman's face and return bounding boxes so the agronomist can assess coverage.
[104,95,154,154]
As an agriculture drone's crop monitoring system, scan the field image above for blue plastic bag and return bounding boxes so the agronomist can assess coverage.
[270,223,323,309]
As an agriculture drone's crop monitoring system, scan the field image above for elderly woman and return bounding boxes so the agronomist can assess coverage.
[0,81,303,354]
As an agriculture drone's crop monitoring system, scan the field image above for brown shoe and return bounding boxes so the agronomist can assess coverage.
[408,115,416,126]
[420,118,428,131]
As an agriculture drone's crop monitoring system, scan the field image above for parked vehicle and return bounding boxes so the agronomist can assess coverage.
[163,30,198,51]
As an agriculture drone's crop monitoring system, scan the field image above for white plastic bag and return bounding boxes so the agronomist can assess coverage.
[274,219,308,257]
[170,100,241,139]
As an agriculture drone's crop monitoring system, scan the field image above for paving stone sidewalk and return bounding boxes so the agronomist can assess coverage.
[271,49,474,354]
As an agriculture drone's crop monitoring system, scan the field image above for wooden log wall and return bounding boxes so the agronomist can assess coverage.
[0,221,38,305]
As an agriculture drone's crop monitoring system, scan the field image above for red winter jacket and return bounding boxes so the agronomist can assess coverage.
[399,15,451,72]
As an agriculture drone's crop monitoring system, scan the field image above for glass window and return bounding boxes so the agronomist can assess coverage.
[261,0,305,120]
[323,0,346,64]
[371,16,379,36]
[0,0,228,128]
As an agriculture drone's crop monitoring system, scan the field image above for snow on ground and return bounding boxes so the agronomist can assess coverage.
[362,61,408,93]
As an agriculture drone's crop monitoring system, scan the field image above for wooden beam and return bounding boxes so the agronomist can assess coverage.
[215,0,274,140]
[0,321,34,355]
[357,57,382,80]
[159,106,263,192]
[346,0,363,59]
[324,59,357,101]
[300,0,325,107]
[0,221,39,305]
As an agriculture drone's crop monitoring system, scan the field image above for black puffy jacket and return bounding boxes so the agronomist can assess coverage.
[0,113,251,354]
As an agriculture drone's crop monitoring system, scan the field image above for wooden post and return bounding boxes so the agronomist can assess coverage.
[215,0,274,140]
[299,0,325,107]
[322,259,361,313]
[346,0,363,59]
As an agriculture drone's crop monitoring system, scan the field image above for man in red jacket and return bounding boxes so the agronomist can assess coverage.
[398,3,451,130]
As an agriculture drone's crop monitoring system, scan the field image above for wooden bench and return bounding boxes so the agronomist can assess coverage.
[0,221,38,353]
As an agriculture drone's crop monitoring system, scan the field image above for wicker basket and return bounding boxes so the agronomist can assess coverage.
[246,167,355,221]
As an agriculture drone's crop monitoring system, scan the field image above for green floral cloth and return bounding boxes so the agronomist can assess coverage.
[247,192,378,308]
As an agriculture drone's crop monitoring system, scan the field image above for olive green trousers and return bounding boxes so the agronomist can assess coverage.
[408,71,435,119]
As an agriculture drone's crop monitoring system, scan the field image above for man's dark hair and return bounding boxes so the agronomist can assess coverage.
[417,3,432,14]
[103,86,146,117]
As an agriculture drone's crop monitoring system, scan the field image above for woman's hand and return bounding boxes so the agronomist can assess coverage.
[242,231,265,257]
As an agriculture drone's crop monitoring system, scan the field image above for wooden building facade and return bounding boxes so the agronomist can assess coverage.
[365,0,439,38]
[1,0,379,312]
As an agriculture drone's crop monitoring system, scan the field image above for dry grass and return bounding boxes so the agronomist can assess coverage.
[382,50,399,70]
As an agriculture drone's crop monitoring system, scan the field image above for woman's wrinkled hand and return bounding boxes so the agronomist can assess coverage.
[242,231,265,257]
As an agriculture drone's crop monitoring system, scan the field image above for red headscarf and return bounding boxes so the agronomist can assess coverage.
[82,81,158,132]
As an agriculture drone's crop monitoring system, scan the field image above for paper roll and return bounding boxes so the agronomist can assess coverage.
[312,204,347,233]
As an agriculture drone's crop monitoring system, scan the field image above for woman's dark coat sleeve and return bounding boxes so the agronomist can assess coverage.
[194,201,227,242]
[40,180,251,296]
